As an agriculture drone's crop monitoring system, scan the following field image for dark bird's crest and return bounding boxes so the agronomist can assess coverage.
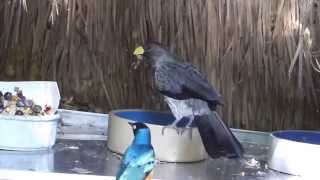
[143,41,168,50]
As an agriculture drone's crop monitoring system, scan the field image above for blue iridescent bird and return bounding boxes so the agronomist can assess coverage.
[116,122,155,180]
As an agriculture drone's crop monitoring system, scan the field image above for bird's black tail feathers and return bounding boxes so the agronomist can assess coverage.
[195,112,244,159]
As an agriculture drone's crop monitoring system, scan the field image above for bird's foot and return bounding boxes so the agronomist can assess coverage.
[180,127,193,139]
[180,116,194,139]
[161,124,181,135]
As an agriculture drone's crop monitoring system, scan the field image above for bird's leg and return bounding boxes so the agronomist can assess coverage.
[186,116,194,140]
[180,116,194,139]
[161,118,181,135]
[186,116,194,128]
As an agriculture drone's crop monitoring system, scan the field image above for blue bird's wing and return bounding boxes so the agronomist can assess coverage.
[116,145,155,180]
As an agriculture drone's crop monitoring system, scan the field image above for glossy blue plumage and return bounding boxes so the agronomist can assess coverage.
[116,124,155,180]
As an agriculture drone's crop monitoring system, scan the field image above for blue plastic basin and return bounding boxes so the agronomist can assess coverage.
[272,130,320,145]
[114,111,196,127]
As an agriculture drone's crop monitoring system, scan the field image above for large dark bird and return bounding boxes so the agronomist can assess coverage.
[116,122,155,180]
[132,42,244,158]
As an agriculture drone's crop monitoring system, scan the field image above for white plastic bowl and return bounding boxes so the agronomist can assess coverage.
[0,114,60,151]
[107,109,207,162]
[268,130,320,176]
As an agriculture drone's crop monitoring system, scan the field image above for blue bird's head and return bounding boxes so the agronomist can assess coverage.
[128,122,151,145]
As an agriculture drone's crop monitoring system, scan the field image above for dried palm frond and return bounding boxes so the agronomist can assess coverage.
[20,0,27,12]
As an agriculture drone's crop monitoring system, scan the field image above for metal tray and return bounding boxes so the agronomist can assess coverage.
[0,109,300,180]
[0,149,54,171]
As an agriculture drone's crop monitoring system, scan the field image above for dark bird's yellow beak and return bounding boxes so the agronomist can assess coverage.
[133,46,144,57]
[131,46,145,69]
[133,46,144,60]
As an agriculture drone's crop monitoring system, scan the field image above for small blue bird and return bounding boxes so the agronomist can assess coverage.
[116,122,155,180]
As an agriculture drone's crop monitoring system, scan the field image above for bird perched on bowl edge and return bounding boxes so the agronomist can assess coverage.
[132,41,244,159]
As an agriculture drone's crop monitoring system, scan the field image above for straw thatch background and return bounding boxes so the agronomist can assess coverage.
[0,0,320,131]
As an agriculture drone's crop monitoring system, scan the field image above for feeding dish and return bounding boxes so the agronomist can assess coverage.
[107,109,207,162]
[0,81,61,151]
[268,130,320,176]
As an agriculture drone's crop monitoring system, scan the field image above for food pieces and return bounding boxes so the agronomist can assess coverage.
[0,87,53,116]
[25,100,34,107]
[32,105,42,114]
[4,92,12,101]
[15,110,24,116]
[0,106,3,113]
[16,99,25,107]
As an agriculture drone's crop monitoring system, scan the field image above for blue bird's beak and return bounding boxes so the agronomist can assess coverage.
[128,122,137,131]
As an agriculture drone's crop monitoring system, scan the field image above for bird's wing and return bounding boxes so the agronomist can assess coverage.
[117,145,155,180]
[155,61,222,106]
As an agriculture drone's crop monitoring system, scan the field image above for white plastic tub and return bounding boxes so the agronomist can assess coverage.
[107,109,207,162]
[268,130,320,176]
[0,81,61,151]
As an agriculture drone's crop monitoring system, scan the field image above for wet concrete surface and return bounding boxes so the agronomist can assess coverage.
[0,139,295,180]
